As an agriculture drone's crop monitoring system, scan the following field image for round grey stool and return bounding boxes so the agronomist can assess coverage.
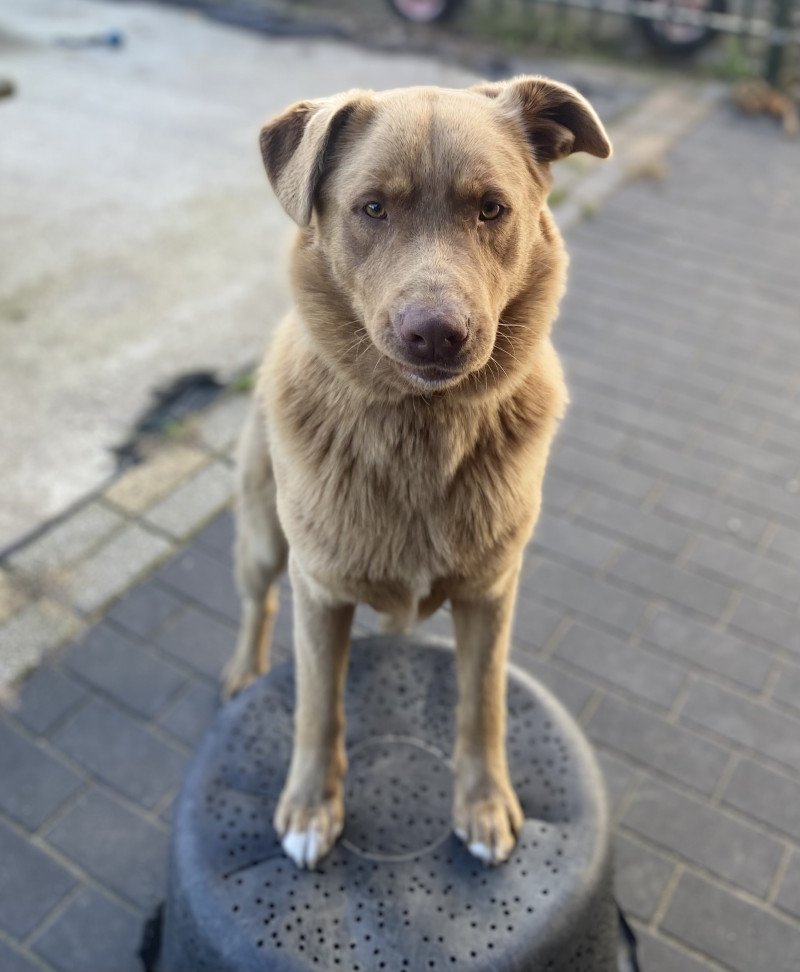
[158,636,631,972]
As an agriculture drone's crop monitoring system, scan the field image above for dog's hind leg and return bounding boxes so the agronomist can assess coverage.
[223,398,288,699]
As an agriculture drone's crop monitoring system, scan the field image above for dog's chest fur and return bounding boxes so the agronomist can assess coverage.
[265,340,563,612]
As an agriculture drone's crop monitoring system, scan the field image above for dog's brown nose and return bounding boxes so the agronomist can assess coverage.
[397,308,468,364]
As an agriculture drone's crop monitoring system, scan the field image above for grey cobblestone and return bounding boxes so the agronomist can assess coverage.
[8,503,124,577]
[44,789,168,910]
[662,870,799,972]
[572,490,691,559]
[680,679,800,776]
[51,700,186,809]
[623,777,784,897]
[642,608,773,692]
[613,833,675,923]
[105,582,184,640]
[554,622,686,709]
[722,758,800,843]
[608,548,730,621]
[776,852,800,921]
[31,886,143,972]
[63,623,187,719]
[0,818,75,938]
[143,463,232,539]
[0,720,83,831]
[10,667,86,736]
[587,693,729,795]
[66,524,171,616]
[0,601,82,687]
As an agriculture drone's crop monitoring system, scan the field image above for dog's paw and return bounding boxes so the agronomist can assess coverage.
[220,659,258,701]
[453,781,524,866]
[274,789,344,869]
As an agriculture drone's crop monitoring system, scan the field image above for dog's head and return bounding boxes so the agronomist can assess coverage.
[260,77,610,397]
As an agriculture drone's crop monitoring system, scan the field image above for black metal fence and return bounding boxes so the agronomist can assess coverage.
[479,0,800,82]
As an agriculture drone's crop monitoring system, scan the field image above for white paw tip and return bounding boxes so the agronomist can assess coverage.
[282,831,310,867]
[454,828,467,842]
[468,841,494,864]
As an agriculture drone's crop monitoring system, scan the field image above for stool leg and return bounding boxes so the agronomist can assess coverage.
[451,564,524,866]
[275,557,355,869]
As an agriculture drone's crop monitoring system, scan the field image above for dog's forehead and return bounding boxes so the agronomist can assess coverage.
[341,87,526,191]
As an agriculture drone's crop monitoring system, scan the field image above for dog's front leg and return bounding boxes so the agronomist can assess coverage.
[274,557,354,869]
[451,565,524,865]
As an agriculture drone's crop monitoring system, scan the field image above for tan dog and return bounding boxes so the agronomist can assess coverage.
[225,76,611,869]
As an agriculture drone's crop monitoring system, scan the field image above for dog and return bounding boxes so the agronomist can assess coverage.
[225,76,611,870]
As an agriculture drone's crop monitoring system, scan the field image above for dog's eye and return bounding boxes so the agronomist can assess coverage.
[479,201,503,221]
[363,201,387,220]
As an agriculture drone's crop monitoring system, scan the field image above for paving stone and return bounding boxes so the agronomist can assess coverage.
[31,885,142,972]
[10,666,86,735]
[608,548,730,621]
[680,678,800,776]
[66,525,171,615]
[45,789,168,910]
[8,503,123,575]
[655,484,768,546]
[0,719,83,831]
[0,600,82,687]
[153,606,236,681]
[572,491,690,559]
[530,514,619,571]
[511,597,564,652]
[144,463,232,539]
[510,653,595,718]
[106,582,184,639]
[554,622,686,708]
[619,438,728,495]
[158,680,219,747]
[0,818,75,938]
[724,470,800,530]
[193,509,235,564]
[623,777,783,897]
[642,607,772,692]
[104,444,208,514]
[729,594,800,656]
[0,569,27,623]
[662,870,799,972]
[52,699,186,809]
[63,622,186,719]
[550,443,656,504]
[540,471,584,515]
[596,749,635,814]
[155,546,239,623]
[526,560,646,636]
[587,694,729,795]
[688,534,798,608]
[558,411,628,455]
[776,852,800,921]
[767,520,800,566]
[613,833,675,922]
[772,660,800,715]
[0,939,42,972]
[635,930,717,972]
[723,758,800,843]
[195,393,249,453]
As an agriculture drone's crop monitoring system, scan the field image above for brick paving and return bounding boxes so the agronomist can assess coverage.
[0,104,799,971]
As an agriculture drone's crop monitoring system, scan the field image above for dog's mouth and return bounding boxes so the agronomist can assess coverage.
[399,363,466,391]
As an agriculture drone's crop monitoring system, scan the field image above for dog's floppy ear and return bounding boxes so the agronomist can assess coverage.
[259,90,372,226]
[474,75,611,163]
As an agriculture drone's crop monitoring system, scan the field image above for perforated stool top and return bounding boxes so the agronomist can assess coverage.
[161,636,618,972]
